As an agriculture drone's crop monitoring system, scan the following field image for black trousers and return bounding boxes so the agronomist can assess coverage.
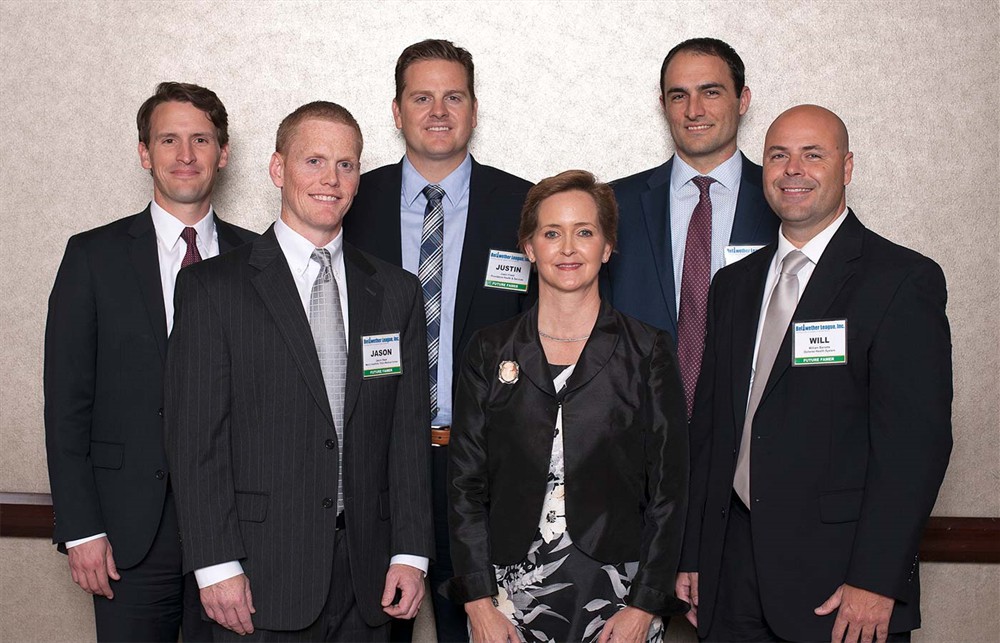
[213,529,389,642]
[390,445,468,643]
[704,494,911,643]
[92,490,210,642]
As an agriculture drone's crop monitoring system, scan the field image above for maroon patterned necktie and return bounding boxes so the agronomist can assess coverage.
[180,227,202,268]
[676,176,715,420]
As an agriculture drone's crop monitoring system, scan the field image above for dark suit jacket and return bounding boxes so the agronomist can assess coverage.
[445,302,690,617]
[681,211,952,640]
[164,226,434,631]
[342,156,533,390]
[44,206,255,568]
[605,153,778,339]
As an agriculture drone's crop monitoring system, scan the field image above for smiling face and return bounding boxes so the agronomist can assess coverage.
[763,105,853,244]
[660,51,750,173]
[392,59,477,178]
[269,118,361,247]
[523,190,613,297]
[138,100,228,219]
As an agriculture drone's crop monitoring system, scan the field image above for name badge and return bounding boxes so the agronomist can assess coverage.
[484,249,531,293]
[793,319,847,366]
[724,244,765,266]
[362,332,402,378]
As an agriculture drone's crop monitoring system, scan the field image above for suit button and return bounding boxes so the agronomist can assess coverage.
[322,497,334,509]
[155,470,165,480]
[721,507,727,517]
[325,439,336,449]
[157,408,164,417]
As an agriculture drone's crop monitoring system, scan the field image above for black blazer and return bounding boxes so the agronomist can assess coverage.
[164,226,434,631]
[682,211,952,640]
[44,206,255,568]
[445,302,690,617]
[343,156,533,389]
[605,153,778,339]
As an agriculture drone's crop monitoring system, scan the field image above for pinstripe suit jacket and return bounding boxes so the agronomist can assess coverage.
[165,224,434,630]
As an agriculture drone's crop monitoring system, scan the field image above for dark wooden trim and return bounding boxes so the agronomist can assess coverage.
[2,492,999,562]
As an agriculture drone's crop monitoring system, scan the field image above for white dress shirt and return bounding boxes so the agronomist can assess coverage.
[747,208,849,403]
[65,200,219,550]
[194,218,427,588]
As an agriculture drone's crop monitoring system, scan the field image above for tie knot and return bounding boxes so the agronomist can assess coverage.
[311,247,333,270]
[781,249,810,276]
[180,227,198,246]
[692,176,715,194]
[422,184,445,203]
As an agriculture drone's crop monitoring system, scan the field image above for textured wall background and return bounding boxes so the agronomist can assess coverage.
[1,0,997,640]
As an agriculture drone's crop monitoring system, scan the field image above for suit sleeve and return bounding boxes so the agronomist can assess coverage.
[164,267,246,573]
[44,235,105,543]
[679,282,719,571]
[388,278,434,558]
[442,335,499,603]
[846,259,953,601]
[629,331,691,616]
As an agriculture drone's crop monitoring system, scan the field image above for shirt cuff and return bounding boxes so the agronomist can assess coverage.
[390,554,429,575]
[194,561,245,588]
[65,533,107,548]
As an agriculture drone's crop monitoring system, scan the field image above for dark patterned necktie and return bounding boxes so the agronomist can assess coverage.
[419,184,445,418]
[180,227,202,268]
[676,176,715,419]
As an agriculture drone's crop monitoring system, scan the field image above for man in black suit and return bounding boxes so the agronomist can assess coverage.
[44,82,255,641]
[605,38,778,419]
[343,39,532,642]
[677,105,952,642]
[165,101,434,642]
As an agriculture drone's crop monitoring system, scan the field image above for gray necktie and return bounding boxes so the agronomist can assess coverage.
[309,248,347,514]
[734,250,811,508]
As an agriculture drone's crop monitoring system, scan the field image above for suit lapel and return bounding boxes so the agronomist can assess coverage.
[640,159,678,337]
[562,301,619,396]
[343,244,381,426]
[372,162,404,265]
[730,246,775,430]
[729,152,774,244]
[453,158,498,356]
[216,215,247,252]
[250,226,335,427]
[513,304,556,398]
[759,211,863,404]
[128,207,168,365]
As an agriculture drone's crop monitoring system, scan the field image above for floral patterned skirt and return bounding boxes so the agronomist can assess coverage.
[489,530,664,643]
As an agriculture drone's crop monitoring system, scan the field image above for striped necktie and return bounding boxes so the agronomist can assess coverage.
[419,184,445,418]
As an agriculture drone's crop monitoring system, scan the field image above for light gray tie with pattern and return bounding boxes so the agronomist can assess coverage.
[734,249,811,508]
[309,248,347,514]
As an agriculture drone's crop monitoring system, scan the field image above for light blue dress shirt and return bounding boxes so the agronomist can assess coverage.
[400,154,472,427]
[669,151,744,310]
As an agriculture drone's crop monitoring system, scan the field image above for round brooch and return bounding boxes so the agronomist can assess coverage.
[498,360,519,385]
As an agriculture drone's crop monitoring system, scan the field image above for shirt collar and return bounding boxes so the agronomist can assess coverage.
[670,150,743,193]
[401,153,472,209]
[774,206,850,271]
[274,216,344,278]
[150,200,215,251]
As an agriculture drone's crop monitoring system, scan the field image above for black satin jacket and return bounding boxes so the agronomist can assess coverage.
[444,301,690,617]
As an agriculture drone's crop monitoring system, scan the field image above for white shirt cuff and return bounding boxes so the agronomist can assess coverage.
[66,533,107,548]
[390,554,429,575]
[194,561,245,588]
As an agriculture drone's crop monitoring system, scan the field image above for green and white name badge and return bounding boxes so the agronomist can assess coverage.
[793,319,847,366]
[484,249,531,293]
[362,332,402,378]
[724,244,765,266]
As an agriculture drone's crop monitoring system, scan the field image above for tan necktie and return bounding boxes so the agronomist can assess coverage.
[734,250,810,508]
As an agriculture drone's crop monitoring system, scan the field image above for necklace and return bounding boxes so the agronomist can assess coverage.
[539,329,590,343]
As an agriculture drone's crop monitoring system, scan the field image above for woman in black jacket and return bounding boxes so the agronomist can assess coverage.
[445,170,689,643]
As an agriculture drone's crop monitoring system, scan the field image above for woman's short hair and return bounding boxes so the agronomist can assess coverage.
[517,170,618,252]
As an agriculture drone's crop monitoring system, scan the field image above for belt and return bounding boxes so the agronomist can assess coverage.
[431,425,451,447]
[336,511,345,530]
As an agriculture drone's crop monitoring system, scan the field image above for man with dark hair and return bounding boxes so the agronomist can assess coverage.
[166,101,434,642]
[343,38,532,642]
[44,81,256,642]
[678,104,951,642]
[606,37,779,421]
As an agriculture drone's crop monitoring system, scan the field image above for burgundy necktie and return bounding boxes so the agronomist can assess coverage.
[180,227,202,268]
[676,176,715,419]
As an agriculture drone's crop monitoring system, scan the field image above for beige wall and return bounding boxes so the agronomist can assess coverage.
[1,0,997,640]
